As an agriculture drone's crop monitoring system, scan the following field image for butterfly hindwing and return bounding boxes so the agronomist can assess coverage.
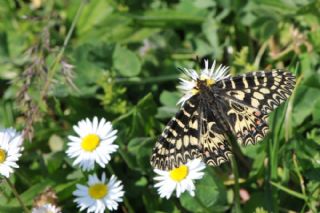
[150,96,201,170]
[214,70,295,145]
[199,104,233,166]
[216,98,269,145]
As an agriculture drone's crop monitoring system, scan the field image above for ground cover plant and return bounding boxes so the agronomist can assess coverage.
[0,0,320,212]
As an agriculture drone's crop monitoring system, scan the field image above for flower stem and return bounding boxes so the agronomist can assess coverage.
[5,177,30,213]
[231,155,241,213]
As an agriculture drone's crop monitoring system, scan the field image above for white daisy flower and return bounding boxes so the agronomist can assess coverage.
[66,117,118,171]
[73,173,125,213]
[31,204,61,213]
[0,128,23,178]
[177,59,230,105]
[154,159,205,199]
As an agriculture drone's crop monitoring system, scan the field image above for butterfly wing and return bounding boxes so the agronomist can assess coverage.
[216,70,296,113]
[214,70,295,145]
[150,96,202,170]
[215,98,269,145]
[199,103,233,166]
[150,95,233,170]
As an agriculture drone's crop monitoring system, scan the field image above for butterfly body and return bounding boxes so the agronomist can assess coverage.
[151,61,296,171]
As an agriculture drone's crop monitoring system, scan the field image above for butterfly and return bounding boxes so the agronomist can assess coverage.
[150,60,296,171]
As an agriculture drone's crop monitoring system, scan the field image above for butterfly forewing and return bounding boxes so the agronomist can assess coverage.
[150,96,202,170]
[151,97,233,170]
[216,70,296,113]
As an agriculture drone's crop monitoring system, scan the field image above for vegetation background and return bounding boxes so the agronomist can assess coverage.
[0,0,320,212]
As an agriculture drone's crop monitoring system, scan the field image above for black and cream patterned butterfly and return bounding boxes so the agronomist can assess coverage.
[150,60,296,171]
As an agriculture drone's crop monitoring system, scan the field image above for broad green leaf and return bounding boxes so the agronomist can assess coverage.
[180,171,227,212]
[156,106,178,119]
[73,0,114,35]
[159,90,180,107]
[292,86,320,126]
[113,45,142,77]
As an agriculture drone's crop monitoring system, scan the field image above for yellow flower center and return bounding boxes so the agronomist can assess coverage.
[0,149,6,163]
[88,183,108,199]
[169,165,189,182]
[81,134,100,152]
[200,75,215,86]
[206,78,215,85]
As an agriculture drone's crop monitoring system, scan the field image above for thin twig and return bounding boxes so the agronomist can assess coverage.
[292,154,306,196]
[254,41,268,68]
[5,178,30,213]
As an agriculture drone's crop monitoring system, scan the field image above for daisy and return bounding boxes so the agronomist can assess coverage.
[73,173,124,212]
[0,128,23,178]
[154,159,205,199]
[177,60,230,105]
[66,117,118,171]
[31,204,61,213]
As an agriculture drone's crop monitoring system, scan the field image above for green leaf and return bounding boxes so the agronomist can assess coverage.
[8,180,54,206]
[134,10,205,27]
[73,0,114,35]
[156,106,178,119]
[312,99,320,123]
[270,181,307,200]
[303,73,320,89]
[156,90,180,119]
[55,180,78,201]
[127,137,151,154]
[292,86,320,126]
[0,206,21,213]
[180,171,227,212]
[113,45,141,77]
[46,151,65,174]
[159,90,180,107]
[176,0,207,16]
[127,138,154,172]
